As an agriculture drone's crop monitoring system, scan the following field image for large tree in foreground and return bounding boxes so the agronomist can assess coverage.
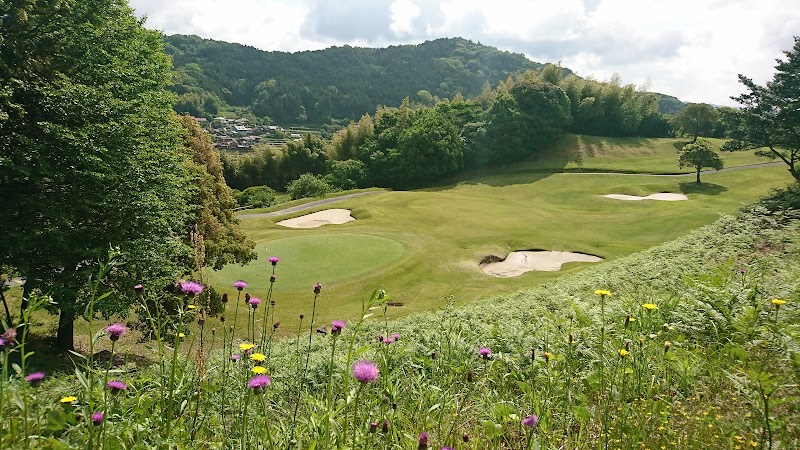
[721,37,800,183]
[0,0,193,350]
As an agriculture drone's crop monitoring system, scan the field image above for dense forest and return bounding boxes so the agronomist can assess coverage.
[165,35,691,124]
[166,35,558,123]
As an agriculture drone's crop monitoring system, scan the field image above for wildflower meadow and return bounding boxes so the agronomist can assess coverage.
[0,204,799,449]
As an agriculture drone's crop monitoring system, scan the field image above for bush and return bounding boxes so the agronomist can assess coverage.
[286,173,331,200]
[238,185,276,208]
[758,182,800,211]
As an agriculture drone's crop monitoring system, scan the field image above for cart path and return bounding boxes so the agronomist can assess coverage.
[237,191,381,218]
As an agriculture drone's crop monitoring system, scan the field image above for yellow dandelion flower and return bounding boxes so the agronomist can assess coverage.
[542,351,553,362]
[771,298,787,307]
[187,304,197,310]
[627,316,636,323]
[60,396,78,404]
[595,290,612,297]
[642,303,658,311]
[250,352,266,362]
[251,366,267,374]
[177,332,186,338]
[618,348,629,357]
[239,342,255,352]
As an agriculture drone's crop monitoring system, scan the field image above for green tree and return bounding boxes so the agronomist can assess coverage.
[177,115,256,271]
[721,37,800,183]
[286,174,331,200]
[0,0,194,350]
[395,108,464,187]
[324,160,368,190]
[238,186,277,208]
[674,103,718,142]
[678,139,724,183]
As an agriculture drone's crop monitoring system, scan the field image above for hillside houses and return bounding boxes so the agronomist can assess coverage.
[191,116,285,151]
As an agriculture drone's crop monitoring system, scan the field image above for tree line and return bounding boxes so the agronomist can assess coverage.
[222,65,729,195]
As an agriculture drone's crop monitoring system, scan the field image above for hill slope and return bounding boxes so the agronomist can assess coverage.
[165,35,558,122]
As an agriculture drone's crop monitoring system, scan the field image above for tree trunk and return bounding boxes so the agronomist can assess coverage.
[696,167,701,183]
[56,308,75,351]
[0,289,11,328]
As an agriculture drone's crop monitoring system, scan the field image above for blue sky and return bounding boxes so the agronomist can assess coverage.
[130,0,799,106]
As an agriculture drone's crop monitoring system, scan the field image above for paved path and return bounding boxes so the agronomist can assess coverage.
[237,191,381,219]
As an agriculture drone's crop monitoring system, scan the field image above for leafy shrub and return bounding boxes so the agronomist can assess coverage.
[238,185,276,208]
[758,182,800,211]
[286,173,330,200]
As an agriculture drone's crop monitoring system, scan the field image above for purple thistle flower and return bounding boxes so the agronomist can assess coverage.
[391,333,400,340]
[91,411,104,426]
[3,327,17,344]
[247,374,271,392]
[383,337,394,345]
[0,337,5,349]
[230,353,240,362]
[418,431,429,449]
[479,346,492,359]
[462,433,469,442]
[107,380,127,394]
[268,256,280,266]
[106,323,126,341]
[134,284,144,295]
[331,320,346,336]
[441,447,454,450]
[233,280,248,291]
[352,360,379,384]
[381,419,390,433]
[313,283,322,294]
[522,414,539,427]
[25,371,45,387]
[179,280,203,296]
[248,297,261,309]
[369,421,378,433]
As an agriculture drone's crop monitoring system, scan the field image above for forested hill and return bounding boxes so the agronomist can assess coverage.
[164,35,568,123]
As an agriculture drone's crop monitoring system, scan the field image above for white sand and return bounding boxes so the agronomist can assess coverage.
[277,209,355,228]
[604,193,688,201]
[482,251,604,278]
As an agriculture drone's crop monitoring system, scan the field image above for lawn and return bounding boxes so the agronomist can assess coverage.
[207,135,795,336]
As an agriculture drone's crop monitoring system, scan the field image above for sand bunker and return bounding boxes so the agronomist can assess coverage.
[482,251,604,278]
[604,193,688,201]
[277,209,355,228]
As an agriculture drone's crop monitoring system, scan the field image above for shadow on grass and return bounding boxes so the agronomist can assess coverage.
[679,181,728,195]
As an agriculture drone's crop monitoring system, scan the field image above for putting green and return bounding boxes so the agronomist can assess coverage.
[210,233,406,292]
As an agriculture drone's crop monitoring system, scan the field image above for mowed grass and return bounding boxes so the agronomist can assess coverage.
[210,135,795,336]
[512,134,774,174]
[212,233,406,292]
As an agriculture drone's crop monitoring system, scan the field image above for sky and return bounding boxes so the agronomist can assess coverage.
[129,0,800,106]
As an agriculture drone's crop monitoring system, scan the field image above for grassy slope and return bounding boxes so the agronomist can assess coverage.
[208,135,795,335]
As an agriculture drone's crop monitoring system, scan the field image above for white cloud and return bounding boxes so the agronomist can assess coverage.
[128,0,800,106]
[390,0,422,36]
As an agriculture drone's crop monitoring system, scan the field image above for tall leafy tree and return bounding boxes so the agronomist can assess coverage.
[722,37,800,183]
[0,0,194,349]
[177,115,256,271]
[674,103,718,142]
[678,139,724,183]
